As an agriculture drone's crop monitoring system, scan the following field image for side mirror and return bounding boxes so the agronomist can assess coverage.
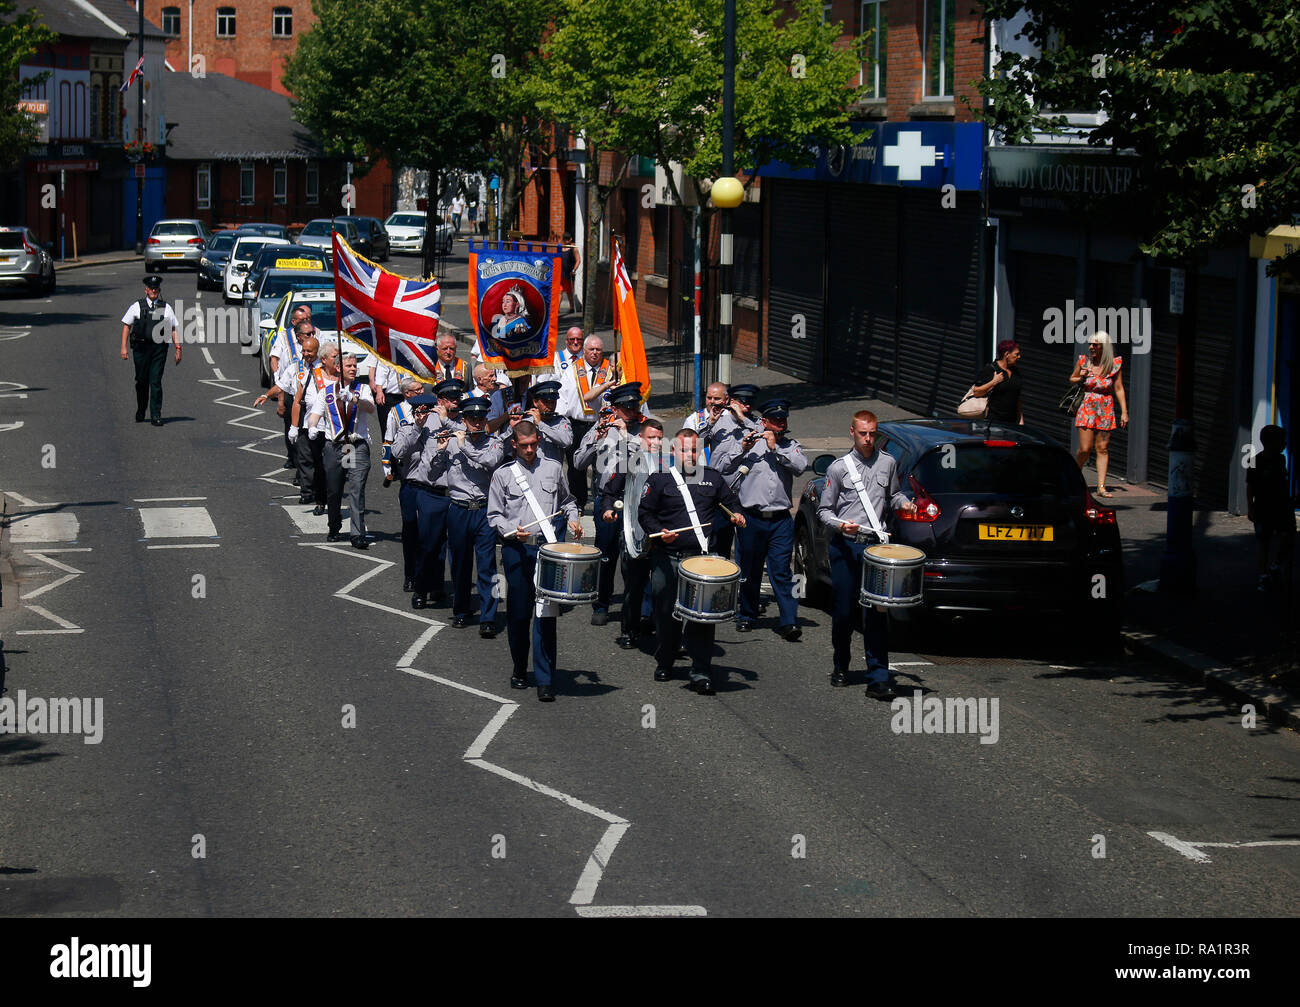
[812,453,835,476]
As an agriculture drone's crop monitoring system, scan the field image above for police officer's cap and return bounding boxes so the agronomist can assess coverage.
[432,378,465,400]
[459,394,490,416]
[409,393,438,409]
[608,382,642,408]
[759,399,790,420]
[729,383,760,403]
[143,274,163,288]
[529,380,562,401]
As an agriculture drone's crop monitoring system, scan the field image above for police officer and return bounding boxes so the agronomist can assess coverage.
[574,381,649,626]
[638,428,746,693]
[817,410,917,698]
[713,399,809,640]
[436,394,506,637]
[598,418,665,649]
[383,377,426,591]
[487,420,583,702]
[119,274,181,426]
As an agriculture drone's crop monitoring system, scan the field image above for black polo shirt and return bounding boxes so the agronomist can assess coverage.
[976,362,1022,423]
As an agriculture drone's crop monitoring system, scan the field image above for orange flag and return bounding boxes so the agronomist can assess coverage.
[612,237,650,402]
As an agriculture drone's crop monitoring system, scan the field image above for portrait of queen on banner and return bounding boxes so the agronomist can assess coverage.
[467,240,563,375]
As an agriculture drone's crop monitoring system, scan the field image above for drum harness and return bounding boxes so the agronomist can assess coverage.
[511,461,561,617]
[669,467,711,554]
[844,455,890,545]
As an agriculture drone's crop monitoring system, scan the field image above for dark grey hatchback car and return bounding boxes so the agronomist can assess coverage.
[793,418,1124,641]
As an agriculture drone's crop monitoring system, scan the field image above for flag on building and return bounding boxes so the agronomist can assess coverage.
[612,237,650,402]
[332,232,442,380]
[120,56,144,93]
[467,238,562,375]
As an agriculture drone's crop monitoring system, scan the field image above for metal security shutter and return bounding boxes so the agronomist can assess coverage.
[1147,272,1237,506]
[896,189,981,416]
[1013,252,1078,447]
[827,187,899,399]
[766,180,825,381]
[1090,260,1134,476]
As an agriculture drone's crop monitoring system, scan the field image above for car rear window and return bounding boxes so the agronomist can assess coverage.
[913,444,1084,497]
[207,233,236,252]
[388,214,424,227]
[152,222,201,236]
[0,232,25,249]
[300,222,331,236]
[263,276,331,300]
[233,239,274,261]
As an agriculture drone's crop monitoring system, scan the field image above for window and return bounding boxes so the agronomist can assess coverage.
[924,0,955,98]
[273,7,292,37]
[305,162,318,204]
[240,162,254,204]
[161,7,180,35]
[652,206,670,276]
[859,0,887,99]
[621,188,640,274]
[273,165,287,204]
[197,164,211,209]
[217,8,236,38]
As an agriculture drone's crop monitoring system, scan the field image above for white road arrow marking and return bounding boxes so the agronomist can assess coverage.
[14,549,90,635]
[1147,830,1300,864]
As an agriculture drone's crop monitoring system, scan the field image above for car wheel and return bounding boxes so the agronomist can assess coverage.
[793,519,827,609]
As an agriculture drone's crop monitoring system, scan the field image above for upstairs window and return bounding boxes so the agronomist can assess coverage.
[273,7,292,38]
[217,8,236,38]
[161,7,180,36]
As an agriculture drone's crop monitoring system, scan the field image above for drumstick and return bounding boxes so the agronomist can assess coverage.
[648,524,700,539]
[519,509,563,531]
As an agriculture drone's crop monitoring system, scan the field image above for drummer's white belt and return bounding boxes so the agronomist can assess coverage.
[512,461,560,616]
[669,467,710,553]
[844,455,889,543]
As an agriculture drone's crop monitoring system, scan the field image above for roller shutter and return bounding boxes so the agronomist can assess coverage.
[766,180,825,381]
[1013,252,1078,447]
[826,187,899,400]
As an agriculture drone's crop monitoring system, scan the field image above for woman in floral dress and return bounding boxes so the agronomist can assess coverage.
[1070,331,1129,497]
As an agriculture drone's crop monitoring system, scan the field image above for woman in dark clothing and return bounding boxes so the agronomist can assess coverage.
[972,340,1023,424]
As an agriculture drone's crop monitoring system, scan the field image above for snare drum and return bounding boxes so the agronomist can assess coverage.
[859,543,925,609]
[536,542,601,604]
[674,554,741,624]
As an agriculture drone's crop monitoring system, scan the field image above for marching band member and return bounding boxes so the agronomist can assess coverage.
[306,350,375,547]
[713,399,809,640]
[435,394,505,637]
[487,420,583,702]
[598,418,665,649]
[638,429,745,693]
[515,380,572,465]
[816,410,917,698]
[382,377,426,591]
[574,381,649,626]
[684,381,730,459]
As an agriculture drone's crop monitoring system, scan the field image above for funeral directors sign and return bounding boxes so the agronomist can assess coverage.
[988,147,1142,219]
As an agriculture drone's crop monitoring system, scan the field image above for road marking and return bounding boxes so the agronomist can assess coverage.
[201,347,214,364]
[9,512,79,543]
[212,368,226,380]
[134,496,208,502]
[138,506,218,539]
[465,704,517,760]
[0,393,27,399]
[282,502,351,535]
[2,490,64,507]
[571,822,631,905]
[574,905,708,918]
[1147,831,1300,864]
[890,661,934,667]
[0,421,23,433]
[15,604,82,634]
[146,543,221,550]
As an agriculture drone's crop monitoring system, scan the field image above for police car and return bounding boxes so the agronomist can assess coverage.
[257,288,372,387]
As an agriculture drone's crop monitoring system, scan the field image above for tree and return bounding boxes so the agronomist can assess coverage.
[0,0,54,171]
[976,1,1300,593]
[532,0,864,333]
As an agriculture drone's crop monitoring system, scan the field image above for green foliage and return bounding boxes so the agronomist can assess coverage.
[0,0,55,171]
[978,0,1300,260]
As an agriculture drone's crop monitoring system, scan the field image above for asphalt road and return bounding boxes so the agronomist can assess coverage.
[1,262,1298,918]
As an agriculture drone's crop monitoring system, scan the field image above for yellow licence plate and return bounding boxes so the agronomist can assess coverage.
[163,251,183,257]
[0,256,13,263]
[979,524,1054,541]
[274,258,324,270]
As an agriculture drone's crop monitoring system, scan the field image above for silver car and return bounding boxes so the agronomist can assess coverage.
[296,217,360,260]
[145,218,210,271]
[0,227,56,294]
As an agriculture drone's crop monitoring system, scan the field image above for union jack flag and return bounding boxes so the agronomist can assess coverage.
[120,56,144,93]
[333,232,442,379]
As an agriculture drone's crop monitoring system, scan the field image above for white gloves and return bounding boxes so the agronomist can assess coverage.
[308,427,320,441]
[288,426,298,443]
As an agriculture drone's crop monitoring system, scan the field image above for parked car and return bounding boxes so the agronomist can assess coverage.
[296,218,360,260]
[384,210,451,255]
[244,268,334,360]
[0,226,55,294]
[792,418,1124,642]
[242,245,329,299]
[348,216,391,261]
[197,230,239,290]
[223,235,291,303]
[258,287,371,387]
[234,222,291,241]
[145,218,209,271]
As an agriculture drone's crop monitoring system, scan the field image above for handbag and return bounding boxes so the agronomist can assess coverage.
[957,385,988,418]
[1058,382,1087,415]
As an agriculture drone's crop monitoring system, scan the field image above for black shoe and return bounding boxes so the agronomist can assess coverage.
[831,670,848,688]
[134,412,146,423]
[402,578,414,592]
[690,677,715,696]
[292,475,301,486]
[411,593,427,610]
[735,620,754,633]
[778,624,802,642]
[590,609,609,627]
[452,615,468,629]
[349,536,367,549]
[282,460,294,469]
[312,505,326,516]
[654,668,672,682]
[537,685,555,702]
[865,680,897,701]
[299,494,314,505]
[615,634,637,650]
[150,418,163,427]
[510,674,528,690]
[479,624,497,639]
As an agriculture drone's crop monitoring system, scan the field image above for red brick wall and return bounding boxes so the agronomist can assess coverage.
[147,0,308,96]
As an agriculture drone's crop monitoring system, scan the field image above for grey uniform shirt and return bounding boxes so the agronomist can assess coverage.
[392,415,462,485]
[536,413,573,463]
[487,455,579,538]
[817,449,911,533]
[574,419,646,495]
[703,409,761,455]
[711,432,809,510]
[431,431,506,504]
